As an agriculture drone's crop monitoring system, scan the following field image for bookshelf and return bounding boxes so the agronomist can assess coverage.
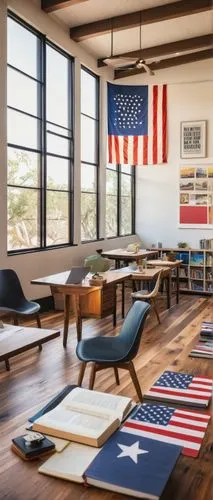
[158,248,213,295]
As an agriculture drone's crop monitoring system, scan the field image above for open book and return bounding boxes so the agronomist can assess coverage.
[33,387,134,447]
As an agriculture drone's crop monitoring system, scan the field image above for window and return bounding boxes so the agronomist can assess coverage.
[7,13,73,252]
[81,67,99,241]
[106,164,135,238]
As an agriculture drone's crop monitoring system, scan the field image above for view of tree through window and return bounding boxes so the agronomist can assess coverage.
[106,164,135,237]
[7,14,73,252]
[81,67,99,241]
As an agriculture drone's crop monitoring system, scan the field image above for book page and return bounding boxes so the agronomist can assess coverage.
[35,407,116,439]
[61,388,132,421]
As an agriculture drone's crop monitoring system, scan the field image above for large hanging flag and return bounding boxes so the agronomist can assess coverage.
[108,83,167,165]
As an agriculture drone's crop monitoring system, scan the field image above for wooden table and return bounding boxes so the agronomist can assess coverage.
[117,266,172,314]
[101,248,158,268]
[0,324,60,371]
[31,271,131,347]
[148,260,182,304]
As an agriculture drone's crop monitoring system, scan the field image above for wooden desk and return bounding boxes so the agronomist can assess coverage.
[148,260,182,304]
[0,325,60,371]
[101,248,158,268]
[31,271,131,347]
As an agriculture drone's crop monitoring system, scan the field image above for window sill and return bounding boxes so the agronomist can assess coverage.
[81,238,104,245]
[7,243,78,256]
[106,234,136,240]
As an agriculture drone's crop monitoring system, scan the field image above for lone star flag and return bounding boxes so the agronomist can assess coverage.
[144,371,213,408]
[108,83,167,165]
[85,430,181,499]
[121,403,210,458]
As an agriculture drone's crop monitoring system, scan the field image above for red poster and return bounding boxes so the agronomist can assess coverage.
[180,206,207,224]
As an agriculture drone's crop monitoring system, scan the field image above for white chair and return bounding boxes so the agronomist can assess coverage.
[131,270,162,324]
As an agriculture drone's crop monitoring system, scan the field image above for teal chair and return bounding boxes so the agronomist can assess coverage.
[84,254,110,273]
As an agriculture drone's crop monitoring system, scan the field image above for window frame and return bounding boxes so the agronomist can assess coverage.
[7,11,74,255]
[106,164,136,238]
[80,65,100,243]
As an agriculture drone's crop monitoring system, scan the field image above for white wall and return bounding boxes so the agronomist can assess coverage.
[117,60,213,248]
[0,0,137,300]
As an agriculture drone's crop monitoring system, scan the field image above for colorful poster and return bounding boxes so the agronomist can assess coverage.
[179,165,213,226]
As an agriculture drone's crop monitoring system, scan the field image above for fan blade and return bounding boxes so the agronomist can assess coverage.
[116,65,136,70]
[103,57,138,67]
[141,63,155,76]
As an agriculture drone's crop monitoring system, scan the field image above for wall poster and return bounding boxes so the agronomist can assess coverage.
[180,120,206,159]
[179,165,213,227]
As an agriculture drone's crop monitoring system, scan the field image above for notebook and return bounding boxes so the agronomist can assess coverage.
[189,342,213,359]
[144,371,213,408]
[85,430,181,499]
[120,402,210,458]
[66,267,90,284]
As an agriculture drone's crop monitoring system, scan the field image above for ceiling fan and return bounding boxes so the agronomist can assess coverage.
[103,14,154,75]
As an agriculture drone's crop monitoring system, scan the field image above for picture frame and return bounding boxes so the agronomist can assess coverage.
[179,164,213,229]
[180,120,207,159]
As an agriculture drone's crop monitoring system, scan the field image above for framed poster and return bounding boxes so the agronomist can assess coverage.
[179,165,213,228]
[180,120,207,159]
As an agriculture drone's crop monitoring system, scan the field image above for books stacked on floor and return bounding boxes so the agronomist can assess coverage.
[189,342,213,359]
[144,370,213,408]
[12,434,55,460]
[199,321,213,342]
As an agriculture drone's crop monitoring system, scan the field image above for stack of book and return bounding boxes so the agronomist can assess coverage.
[199,321,213,342]
[200,238,213,249]
[189,342,213,359]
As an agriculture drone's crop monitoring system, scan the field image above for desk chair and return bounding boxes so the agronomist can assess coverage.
[76,301,151,402]
[131,270,162,324]
[0,269,41,328]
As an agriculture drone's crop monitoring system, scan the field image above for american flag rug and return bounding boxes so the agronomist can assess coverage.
[144,371,213,408]
[121,403,210,457]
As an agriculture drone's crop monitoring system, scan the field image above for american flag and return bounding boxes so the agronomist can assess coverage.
[121,403,210,458]
[108,83,167,165]
[144,371,213,408]
[189,342,213,359]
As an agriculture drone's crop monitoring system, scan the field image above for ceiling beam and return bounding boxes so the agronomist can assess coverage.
[70,0,213,42]
[98,34,213,67]
[42,0,88,13]
[114,49,213,80]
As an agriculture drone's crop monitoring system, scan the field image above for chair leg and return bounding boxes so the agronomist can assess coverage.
[114,367,120,385]
[151,298,161,324]
[78,362,87,387]
[89,363,96,390]
[128,361,143,402]
[13,314,19,326]
[36,313,41,328]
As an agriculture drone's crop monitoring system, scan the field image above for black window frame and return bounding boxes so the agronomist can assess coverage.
[106,164,135,238]
[7,11,74,255]
[80,65,100,243]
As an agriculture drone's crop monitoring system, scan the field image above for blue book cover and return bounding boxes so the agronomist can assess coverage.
[85,430,181,499]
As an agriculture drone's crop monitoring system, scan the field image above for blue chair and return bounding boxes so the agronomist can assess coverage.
[76,301,151,401]
[0,269,41,327]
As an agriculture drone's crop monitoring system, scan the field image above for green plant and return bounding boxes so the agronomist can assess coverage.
[177,242,189,248]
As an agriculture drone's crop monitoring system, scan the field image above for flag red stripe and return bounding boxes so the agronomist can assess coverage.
[108,135,112,163]
[152,85,158,164]
[133,136,138,165]
[149,387,210,400]
[162,84,167,162]
[170,419,206,432]
[192,378,212,385]
[123,421,202,444]
[174,411,209,423]
[143,135,148,165]
[183,447,198,458]
[114,136,120,164]
[188,385,212,393]
[123,136,128,163]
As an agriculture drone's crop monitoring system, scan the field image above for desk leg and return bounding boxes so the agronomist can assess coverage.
[72,295,82,343]
[113,286,117,327]
[5,358,10,371]
[121,282,125,318]
[176,267,180,304]
[63,294,70,348]
[166,276,171,309]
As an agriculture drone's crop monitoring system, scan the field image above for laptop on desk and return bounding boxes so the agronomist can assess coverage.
[66,267,90,285]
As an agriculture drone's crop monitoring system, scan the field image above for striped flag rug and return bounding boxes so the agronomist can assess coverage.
[121,403,210,457]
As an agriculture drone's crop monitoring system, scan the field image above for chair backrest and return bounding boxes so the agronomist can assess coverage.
[146,270,162,298]
[0,269,26,309]
[119,301,151,360]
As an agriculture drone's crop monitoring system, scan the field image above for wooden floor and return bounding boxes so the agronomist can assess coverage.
[0,290,213,500]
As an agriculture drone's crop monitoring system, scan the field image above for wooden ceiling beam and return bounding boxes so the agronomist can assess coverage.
[70,0,213,41]
[42,0,88,13]
[114,49,213,79]
[98,34,213,67]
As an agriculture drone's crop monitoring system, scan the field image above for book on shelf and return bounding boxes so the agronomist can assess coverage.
[32,387,135,447]
[85,429,181,500]
[189,342,213,359]
[200,239,213,250]
[120,402,210,458]
[190,252,204,266]
[144,371,213,408]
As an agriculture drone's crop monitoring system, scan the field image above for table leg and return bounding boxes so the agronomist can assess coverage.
[63,294,70,348]
[5,358,10,371]
[176,267,180,304]
[121,282,125,318]
[165,275,171,309]
[72,294,82,343]
[113,285,117,327]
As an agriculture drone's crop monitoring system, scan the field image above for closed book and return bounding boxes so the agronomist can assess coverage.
[189,342,213,359]
[33,387,134,447]
[85,430,181,499]
[144,371,213,408]
[11,435,55,460]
